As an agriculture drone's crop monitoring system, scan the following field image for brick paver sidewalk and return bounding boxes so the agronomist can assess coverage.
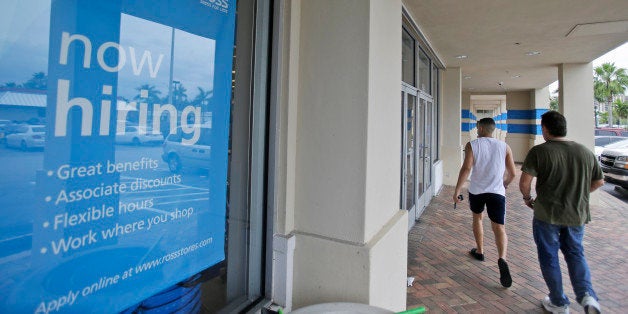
[407,166,627,313]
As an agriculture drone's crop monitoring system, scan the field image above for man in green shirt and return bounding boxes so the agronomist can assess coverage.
[520,111,603,314]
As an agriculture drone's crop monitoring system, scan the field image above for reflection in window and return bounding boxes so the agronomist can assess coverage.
[418,48,430,94]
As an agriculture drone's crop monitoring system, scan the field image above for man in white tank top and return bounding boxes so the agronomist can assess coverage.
[453,117,517,288]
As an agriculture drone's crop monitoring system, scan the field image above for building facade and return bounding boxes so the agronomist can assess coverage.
[1,0,625,313]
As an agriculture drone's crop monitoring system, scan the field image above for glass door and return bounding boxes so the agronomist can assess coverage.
[401,84,418,227]
[416,97,434,218]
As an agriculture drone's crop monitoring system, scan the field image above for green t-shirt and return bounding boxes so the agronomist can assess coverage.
[521,140,603,226]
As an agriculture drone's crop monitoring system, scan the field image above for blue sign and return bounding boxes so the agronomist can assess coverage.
[0,0,236,312]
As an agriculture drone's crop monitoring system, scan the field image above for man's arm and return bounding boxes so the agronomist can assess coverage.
[503,145,516,189]
[590,179,604,192]
[453,142,474,204]
[519,171,535,209]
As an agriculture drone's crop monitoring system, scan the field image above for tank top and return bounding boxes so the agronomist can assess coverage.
[469,137,507,196]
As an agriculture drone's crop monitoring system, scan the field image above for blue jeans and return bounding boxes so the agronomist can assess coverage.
[532,218,597,306]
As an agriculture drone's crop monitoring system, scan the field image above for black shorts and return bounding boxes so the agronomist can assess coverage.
[468,192,506,225]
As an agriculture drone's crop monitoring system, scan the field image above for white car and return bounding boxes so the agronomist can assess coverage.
[161,126,212,172]
[115,125,164,145]
[5,124,46,150]
[594,136,628,158]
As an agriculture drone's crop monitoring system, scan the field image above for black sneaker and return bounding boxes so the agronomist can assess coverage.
[469,248,484,261]
[498,258,512,287]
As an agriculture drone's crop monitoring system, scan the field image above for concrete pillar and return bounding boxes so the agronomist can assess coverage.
[558,63,600,205]
[441,68,462,186]
[288,0,407,311]
[505,91,534,162]
[558,63,595,149]
[531,87,550,146]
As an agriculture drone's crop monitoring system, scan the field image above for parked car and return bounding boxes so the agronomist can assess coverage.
[595,127,627,136]
[0,120,9,144]
[162,126,212,172]
[5,124,46,150]
[594,136,628,158]
[599,141,628,189]
[115,125,164,145]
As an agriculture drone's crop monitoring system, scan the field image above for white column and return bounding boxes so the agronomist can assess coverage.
[558,63,595,149]
[531,87,550,146]
[558,63,599,205]
[287,0,407,311]
[505,91,532,162]
[441,67,462,186]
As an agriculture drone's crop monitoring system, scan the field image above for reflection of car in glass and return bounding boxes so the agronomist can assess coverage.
[0,119,11,144]
[594,136,628,158]
[162,126,211,173]
[5,124,46,150]
[599,141,628,189]
[115,125,164,145]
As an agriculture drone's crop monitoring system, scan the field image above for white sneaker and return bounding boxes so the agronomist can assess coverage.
[580,294,601,314]
[542,296,570,314]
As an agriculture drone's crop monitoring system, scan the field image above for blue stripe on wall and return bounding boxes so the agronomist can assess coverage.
[507,109,549,120]
[461,110,471,119]
[508,124,542,134]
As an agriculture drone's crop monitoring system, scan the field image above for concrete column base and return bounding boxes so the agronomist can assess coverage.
[291,210,407,312]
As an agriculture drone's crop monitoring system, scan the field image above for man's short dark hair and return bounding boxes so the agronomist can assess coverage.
[541,111,567,137]
[478,118,496,133]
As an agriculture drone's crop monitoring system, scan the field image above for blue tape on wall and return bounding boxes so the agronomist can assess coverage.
[507,109,548,120]
[0,0,236,312]
[461,109,472,119]
[508,124,542,134]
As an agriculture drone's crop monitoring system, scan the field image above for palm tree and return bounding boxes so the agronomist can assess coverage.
[23,72,47,90]
[594,63,628,127]
[133,84,162,104]
[192,87,213,110]
[614,98,628,125]
[172,83,188,109]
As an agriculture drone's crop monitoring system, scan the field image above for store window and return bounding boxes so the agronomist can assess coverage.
[418,48,431,94]
[0,0,267,312]
[402,28,415,86]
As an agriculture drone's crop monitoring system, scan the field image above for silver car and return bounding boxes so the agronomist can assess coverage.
[161,126,212,172]
[5,124,46,150]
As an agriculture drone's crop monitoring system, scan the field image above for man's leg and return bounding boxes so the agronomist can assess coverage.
[533,218,570,306]
[491,222,507,259]
[472,212,484,254]
[486,194,510,287]
[486,194,507,259]
[560,225,599,307]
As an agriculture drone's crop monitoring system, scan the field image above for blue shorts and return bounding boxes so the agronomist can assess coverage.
[468,192,506,225]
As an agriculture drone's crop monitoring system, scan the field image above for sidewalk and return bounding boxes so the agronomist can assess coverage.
[407,166,627,313]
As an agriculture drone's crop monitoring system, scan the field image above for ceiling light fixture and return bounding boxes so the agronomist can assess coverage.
[525,51,541,56]
[511,75,521,78]
[455,55,468,59]
[464,76,472,79]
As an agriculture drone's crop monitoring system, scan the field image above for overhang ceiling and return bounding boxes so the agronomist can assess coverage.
[403,0,628,93]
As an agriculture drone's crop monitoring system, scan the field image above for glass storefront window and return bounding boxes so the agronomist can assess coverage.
[418,48,430,94]
[0,1,265,312]
[402,28,415,86]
